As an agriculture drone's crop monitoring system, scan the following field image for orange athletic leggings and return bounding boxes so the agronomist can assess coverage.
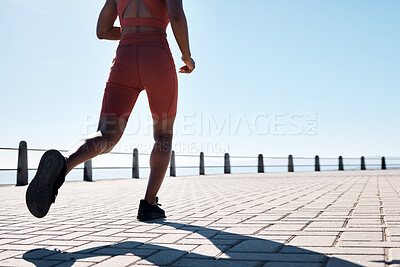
[100,32,178,121]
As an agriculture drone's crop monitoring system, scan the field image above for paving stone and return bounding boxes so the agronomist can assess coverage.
[0,239,19,246]
[74,255,111,263]
[280,246,385,255]
[62,242,111,253]
[137,250,187,265]
[0,250,23,261]
[74,235,126,243]
[11,235,52,245]
[289,235,337,247]
[186,244,228,258]
[150,234,188,244]
[227,240,282,253]
[178,238,238,246]
[219,252,327,262]
[387,248,400,264]
[36,240,88,247]
[338,241,400,248]
[267,224,307,231]
[92,255,141,266]
[340,231,383,241]
[173,257,261,267]
[0,257,62,266]
[307,221,346,228]
[326,255,386,267]
[53,232,91,240]
[53,261,93,267]
[0,244,45,251]
[263,262,324,267]
[92,247,156,258]
[0,170,400,266]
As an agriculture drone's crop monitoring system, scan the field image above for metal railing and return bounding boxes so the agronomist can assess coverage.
[0,141,399,186]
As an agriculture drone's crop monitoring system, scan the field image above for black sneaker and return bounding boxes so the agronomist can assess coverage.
[137,197,166,221]
[26,150,67,218]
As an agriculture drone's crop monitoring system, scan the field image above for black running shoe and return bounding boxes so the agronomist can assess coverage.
[137,197,166,221]
[26,150,67,218]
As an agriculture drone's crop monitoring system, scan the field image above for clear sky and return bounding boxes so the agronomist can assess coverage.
[1,0,399,170]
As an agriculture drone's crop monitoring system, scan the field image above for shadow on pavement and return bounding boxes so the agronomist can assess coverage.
[23,220,362,266]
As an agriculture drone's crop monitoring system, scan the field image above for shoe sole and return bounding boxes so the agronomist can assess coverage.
[25,150,65,218]
[137,212,166,221]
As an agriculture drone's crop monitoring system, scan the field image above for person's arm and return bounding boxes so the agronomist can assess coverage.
[166,0,195,73]
[96,0,121,40]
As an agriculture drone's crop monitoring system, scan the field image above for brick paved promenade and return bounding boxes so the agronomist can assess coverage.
[1,170,400,266]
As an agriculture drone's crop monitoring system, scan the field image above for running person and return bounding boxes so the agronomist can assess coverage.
[25,0,195,220]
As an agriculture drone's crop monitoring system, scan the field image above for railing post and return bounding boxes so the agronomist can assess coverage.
[16,141,28,186]
[199,152,205,175]
[170,150,176,177]
[381,157,386,170]
[258,154,264,173]
[224,153,231,174]
[361,156,366,170]
[288,155,294,172]
[84,159,93,182]
[132,148,139,179]
[339,156,344,171]
[315,155,320,171]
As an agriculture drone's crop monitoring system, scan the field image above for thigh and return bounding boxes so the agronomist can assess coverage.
[139,45,178,121]
[108,46,141,89]
[100,85,141,121]
[101,45,143,121]
[153,117,175,139]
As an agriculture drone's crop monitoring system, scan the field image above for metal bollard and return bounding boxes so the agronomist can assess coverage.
[132,148,139,179]
[315,155,320,172]
[170,150,176,177]
[361,156,366,170]
[339,156,344,171]
[224,153,231,174]
[200,152,205,175]
[84,159,93,182]
[16,141,28,186]
[258,154,264,173]
[288,155,294,172]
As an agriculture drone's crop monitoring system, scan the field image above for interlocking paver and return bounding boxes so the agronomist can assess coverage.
[219,252,327,262]
[340,232,383,241]
[86,255,140,266]
[263,263,324,267]
[289,235,337,247]
[326,255,386,267]
[0,170,400,266]
[0,250,23,261]
[137,250,187,265]
[228,240,282,253]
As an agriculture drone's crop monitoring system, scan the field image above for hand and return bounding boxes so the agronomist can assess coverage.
[179,56,195,74]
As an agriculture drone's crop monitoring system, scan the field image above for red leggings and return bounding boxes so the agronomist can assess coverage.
[100,32,178,121]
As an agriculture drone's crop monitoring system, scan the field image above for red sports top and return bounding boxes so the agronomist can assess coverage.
[117,0,170,32]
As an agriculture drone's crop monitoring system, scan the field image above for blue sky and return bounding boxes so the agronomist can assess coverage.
[1,0,399,170]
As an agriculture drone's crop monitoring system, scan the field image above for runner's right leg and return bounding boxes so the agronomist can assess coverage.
[65,116,128,174]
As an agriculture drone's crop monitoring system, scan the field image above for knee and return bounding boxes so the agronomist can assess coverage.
[154,134,173,152]
[154,133,173,143]
[100,131,121,154]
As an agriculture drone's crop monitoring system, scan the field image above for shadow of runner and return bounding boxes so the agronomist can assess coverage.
[23,220,363,266]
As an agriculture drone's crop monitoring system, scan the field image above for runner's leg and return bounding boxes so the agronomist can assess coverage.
[144,117,175,204]
[65,116,127,174]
